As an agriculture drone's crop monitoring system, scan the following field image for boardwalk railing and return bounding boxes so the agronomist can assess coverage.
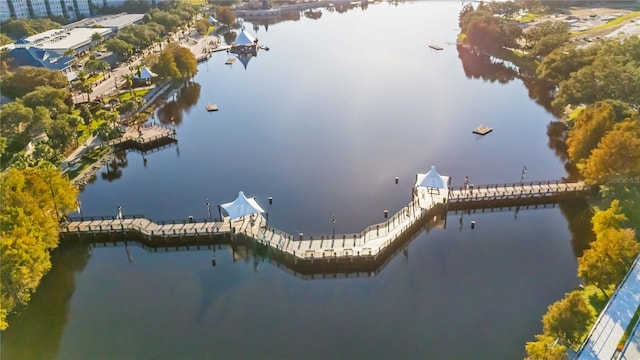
[62,180,590,262]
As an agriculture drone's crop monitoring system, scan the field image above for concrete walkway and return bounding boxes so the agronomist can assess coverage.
[575,254,640,360]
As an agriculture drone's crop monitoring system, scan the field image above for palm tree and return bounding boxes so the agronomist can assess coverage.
[121,74,135,96]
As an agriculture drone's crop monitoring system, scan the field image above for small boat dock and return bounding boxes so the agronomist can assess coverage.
[225,58,236,65]
[428,44,443,51]
[206,103,219,112]
[473,125,493,135]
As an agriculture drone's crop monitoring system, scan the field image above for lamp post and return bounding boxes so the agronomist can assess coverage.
[520,165,527,184]
[206,199,211,221]
[77,200,83,219]
[332,215,335,239]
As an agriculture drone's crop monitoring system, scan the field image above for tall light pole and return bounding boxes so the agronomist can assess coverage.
[332,215,335,239]
[520,165,527,184]
[206,199,211,221]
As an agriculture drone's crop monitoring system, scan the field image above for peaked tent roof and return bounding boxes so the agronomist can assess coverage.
[136,66,157,79]
[233,29,256,46]
[235,52,253,69]
[415,166,449,189]
[220,191,265,220]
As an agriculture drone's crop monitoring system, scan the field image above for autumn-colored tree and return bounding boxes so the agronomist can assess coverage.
[525,334,568,360]
[172,45,197,79]
[592,199,628,236]
[583,119,640,185]
[542,290,595,347]
[578,228,640,298]
[215,6,236,27]
[0,167,78,329]
[566,101,619,164]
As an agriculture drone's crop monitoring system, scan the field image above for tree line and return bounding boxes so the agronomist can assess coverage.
[459,2,639,359]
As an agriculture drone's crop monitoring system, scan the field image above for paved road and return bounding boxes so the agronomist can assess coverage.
[575,255,640,360]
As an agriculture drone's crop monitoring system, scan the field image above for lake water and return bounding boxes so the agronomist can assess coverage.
[2,2,589,359]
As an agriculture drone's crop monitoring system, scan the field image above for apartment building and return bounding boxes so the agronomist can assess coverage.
[1,0,124,22]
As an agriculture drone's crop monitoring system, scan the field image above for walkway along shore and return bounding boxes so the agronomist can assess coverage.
[61,178,592,274]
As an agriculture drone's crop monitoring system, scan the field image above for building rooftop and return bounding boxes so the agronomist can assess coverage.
[33,27,112,51]
[65,13,145,30]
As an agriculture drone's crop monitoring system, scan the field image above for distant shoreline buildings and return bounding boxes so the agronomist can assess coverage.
[0,0,157,22]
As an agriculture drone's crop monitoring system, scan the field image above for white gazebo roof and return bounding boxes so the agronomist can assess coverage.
[233,29,256,46]
[136,66,156,79]
[415,166,449,189]
[220,191,265,220]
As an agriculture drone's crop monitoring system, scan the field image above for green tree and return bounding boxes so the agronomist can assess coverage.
[22,86,74,116]
[536,44,597,84]
[91,31,103,43]
[525,334,568,360]
[583,119,640,185]
[0,102,34,137]
[0,33,12,46]
[542,291,595,347]
[44,114,78,151]
[0,167,78,329]
[1,19,36,38]
[578,228,640,297]
[79,103,93,125]
[1,67,69,99]
[121,73,135,95]
[104,38,133,61]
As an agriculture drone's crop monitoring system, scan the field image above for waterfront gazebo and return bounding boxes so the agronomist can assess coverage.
[415,166,449,195]
[220,191,265,220]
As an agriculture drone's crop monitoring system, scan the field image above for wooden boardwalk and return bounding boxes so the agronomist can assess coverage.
[107,124,176,150]
[62,180,590,263]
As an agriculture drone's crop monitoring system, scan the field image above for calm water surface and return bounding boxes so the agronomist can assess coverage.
[3,2,586,359]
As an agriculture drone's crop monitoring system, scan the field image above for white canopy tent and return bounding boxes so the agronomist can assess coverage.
[233,29,256,46]
[220,191,265,220]
[415,166,450,194]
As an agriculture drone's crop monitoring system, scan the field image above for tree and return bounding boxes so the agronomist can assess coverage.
[91,31,104,43]
[0,102,34,137]
[151,50,180,80]
[1,67,68,99]
[215,6,236,26]
[578,228,640,297]
[583,119,640,185]
[542,291,595,347]
[0,167,78,329]
[566,101,618,164]
[71,72,94,103]
[592,199,628,236]
[194,19,210,35]
[104,38,133,61]
[22,86,74,116]
[525,334,568,360]
[121,73,135,96]
[0,33,12,46]
[79,104,93,125]
[44,114,78,152]
[172,45,197,79]
[536,44,597,84]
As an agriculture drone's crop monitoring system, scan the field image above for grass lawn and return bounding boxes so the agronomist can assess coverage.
[572,11,640,36]
[76,119,106,143]
[516,13,542,23]
[87,73,104,84]
[119,88,151,101]
[66,145,111,180]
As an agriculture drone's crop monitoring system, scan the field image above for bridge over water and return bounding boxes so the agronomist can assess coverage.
[62,177,591,272]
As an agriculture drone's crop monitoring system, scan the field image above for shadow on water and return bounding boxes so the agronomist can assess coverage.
[100,150,128,182]
[1,239,92,360]
[156,82,201,125]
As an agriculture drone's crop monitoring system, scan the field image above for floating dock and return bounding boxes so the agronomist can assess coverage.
[428,44,443,51]
[206,104,219,112]
[225,58,236,65]
[473,125,493,135]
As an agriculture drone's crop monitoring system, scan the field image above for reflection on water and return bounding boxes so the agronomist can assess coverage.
[1,240,92,360]
[2,2,590,358]
[457,45,518,84]
[157,82,201,125]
